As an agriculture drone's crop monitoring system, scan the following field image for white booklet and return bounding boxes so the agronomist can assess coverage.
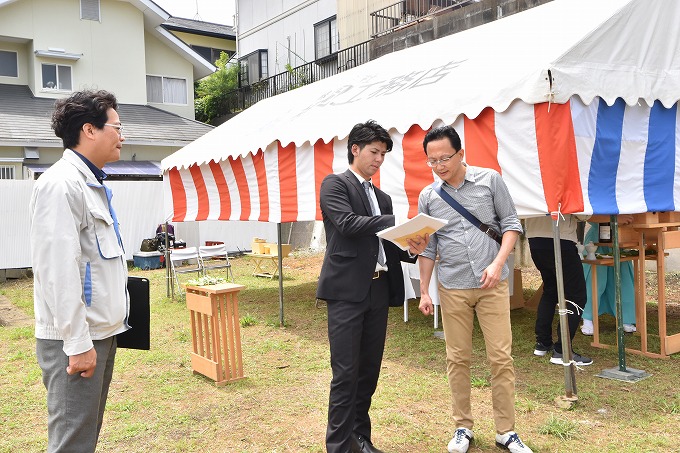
[377,213,448,251]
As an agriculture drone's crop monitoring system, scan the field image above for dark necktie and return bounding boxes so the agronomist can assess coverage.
[362,181,386,267]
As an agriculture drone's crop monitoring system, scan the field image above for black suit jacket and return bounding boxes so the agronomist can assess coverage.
[317,170,416,307]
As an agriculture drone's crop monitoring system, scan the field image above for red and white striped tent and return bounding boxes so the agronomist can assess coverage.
[162,0,680,223]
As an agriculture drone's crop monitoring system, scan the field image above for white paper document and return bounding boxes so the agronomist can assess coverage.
[377,213,448,251]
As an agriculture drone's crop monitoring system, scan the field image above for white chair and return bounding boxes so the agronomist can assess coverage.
[403,261,441,329]
[169,247,203,293]
[198,244,234,282]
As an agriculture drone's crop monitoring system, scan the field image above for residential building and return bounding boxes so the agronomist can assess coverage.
[232,0,551,109]
[236,0,338,85]
[0,0,220,180]
[162,16,236,65]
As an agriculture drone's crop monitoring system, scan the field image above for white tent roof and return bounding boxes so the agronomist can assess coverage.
[162,0,680,171]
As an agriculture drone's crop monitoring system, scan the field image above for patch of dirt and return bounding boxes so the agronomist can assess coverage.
[0,295,33,327]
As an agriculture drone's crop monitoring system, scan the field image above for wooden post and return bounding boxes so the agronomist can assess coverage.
[185,283,246,385]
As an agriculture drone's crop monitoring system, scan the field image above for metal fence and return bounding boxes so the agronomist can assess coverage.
[222,40,371,113]
[370,0,479,37]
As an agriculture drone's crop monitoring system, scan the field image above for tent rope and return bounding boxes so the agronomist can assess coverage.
[556,358,585,371]
[558,299,584,317]
[550,203,565,226]
[550,200,585,370]
[546,69,556,111]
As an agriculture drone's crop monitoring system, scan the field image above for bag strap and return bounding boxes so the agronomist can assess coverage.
[432,182,503,245]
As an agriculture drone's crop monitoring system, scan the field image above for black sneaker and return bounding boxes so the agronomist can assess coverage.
[550,350,593,366]
[533,341,553,357]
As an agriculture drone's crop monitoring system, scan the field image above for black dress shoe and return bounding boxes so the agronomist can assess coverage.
[349,433,362,453]
[351,433,385,453]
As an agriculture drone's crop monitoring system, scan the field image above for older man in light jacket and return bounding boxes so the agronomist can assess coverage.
[30,90,129,453]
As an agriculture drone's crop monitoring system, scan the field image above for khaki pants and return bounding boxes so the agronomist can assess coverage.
[439,279,515,434]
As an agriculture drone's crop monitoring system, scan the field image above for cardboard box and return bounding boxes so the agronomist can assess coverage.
[618,225,639,244]
[659,212,680,223]
[633,212,659,225]
[251,237,267,254]
[265,243,291,257]
[509,268,525,310]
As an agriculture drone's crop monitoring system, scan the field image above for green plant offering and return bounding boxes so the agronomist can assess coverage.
[186,275,228,286]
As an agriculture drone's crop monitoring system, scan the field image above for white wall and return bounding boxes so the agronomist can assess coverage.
[0,0,197,115]
[0,180,277,269]
[0,180,33,269]
[237,0,336,75]
[144,31,196,119]
[0,0,147,103]
[338,0,393,47]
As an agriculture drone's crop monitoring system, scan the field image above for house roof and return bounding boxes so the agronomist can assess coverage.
[163,17,235,39]
[25,160,162,178]
[0,0,216,79]
[0,84,214,148]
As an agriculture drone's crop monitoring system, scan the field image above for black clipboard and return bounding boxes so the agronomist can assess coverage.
[117,276,151,350]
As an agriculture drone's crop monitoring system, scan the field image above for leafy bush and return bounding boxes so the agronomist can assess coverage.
[194,52,240,123]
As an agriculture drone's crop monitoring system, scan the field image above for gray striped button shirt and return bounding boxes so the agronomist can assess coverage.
[418,165,522,289]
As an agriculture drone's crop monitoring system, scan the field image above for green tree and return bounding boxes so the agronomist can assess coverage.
[194,52,240,124]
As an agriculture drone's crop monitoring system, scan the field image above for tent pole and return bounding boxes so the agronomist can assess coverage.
[611,215,627,371]
[552,218,577,399]
[278,223,284,327]
[596,216,649,382]
[165,222,172,298]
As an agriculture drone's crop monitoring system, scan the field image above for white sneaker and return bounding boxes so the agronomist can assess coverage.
[448,428,473,453]
[624,324,637,333]
[581,319,594,336]
[495,431,533,453]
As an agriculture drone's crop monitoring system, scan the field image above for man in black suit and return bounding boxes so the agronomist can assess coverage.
[317,120,429,453]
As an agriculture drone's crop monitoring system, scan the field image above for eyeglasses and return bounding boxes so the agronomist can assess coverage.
[104,123,124,136]
[426,151,459,167]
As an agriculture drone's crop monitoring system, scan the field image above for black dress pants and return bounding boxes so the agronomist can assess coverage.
[325,274,389,453]
[529,238,587,353]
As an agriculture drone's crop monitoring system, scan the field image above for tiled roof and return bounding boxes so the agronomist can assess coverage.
[163,17,235,39]
[0,84,213,147]
[25,160,162,177]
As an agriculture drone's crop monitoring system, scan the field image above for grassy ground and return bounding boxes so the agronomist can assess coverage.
[1,252,679,453]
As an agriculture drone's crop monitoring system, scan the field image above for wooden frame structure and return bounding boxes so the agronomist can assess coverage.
[185,283,246,385]
[585,221,680,359]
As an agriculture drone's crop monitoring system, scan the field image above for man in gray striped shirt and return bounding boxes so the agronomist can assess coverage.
[417,126,531,453]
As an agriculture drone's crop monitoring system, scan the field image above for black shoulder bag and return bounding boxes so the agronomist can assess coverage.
[432,182,503,245]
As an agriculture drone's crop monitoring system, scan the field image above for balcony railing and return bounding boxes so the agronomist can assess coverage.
[370,0,478,37]
[215,1,479,117]
[221,40,370,114]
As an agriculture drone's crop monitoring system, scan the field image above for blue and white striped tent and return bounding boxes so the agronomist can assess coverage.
[574,97,680,216]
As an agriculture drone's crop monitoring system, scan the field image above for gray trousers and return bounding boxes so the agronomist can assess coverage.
[36,337,117,453]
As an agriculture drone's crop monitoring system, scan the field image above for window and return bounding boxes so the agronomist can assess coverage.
[81,0,100,21]
[42,63,72,91]
[0,165,15,180]
[0,50,18,77]
[314,16,339,60]
[191,45,233,65]
[239,50,268,87]
[146,75,187,105]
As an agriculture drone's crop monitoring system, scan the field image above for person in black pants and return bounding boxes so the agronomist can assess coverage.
[525,215,593,366]
[317,120,428,453]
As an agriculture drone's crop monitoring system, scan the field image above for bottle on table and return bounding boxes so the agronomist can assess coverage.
[598,222,611,243]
